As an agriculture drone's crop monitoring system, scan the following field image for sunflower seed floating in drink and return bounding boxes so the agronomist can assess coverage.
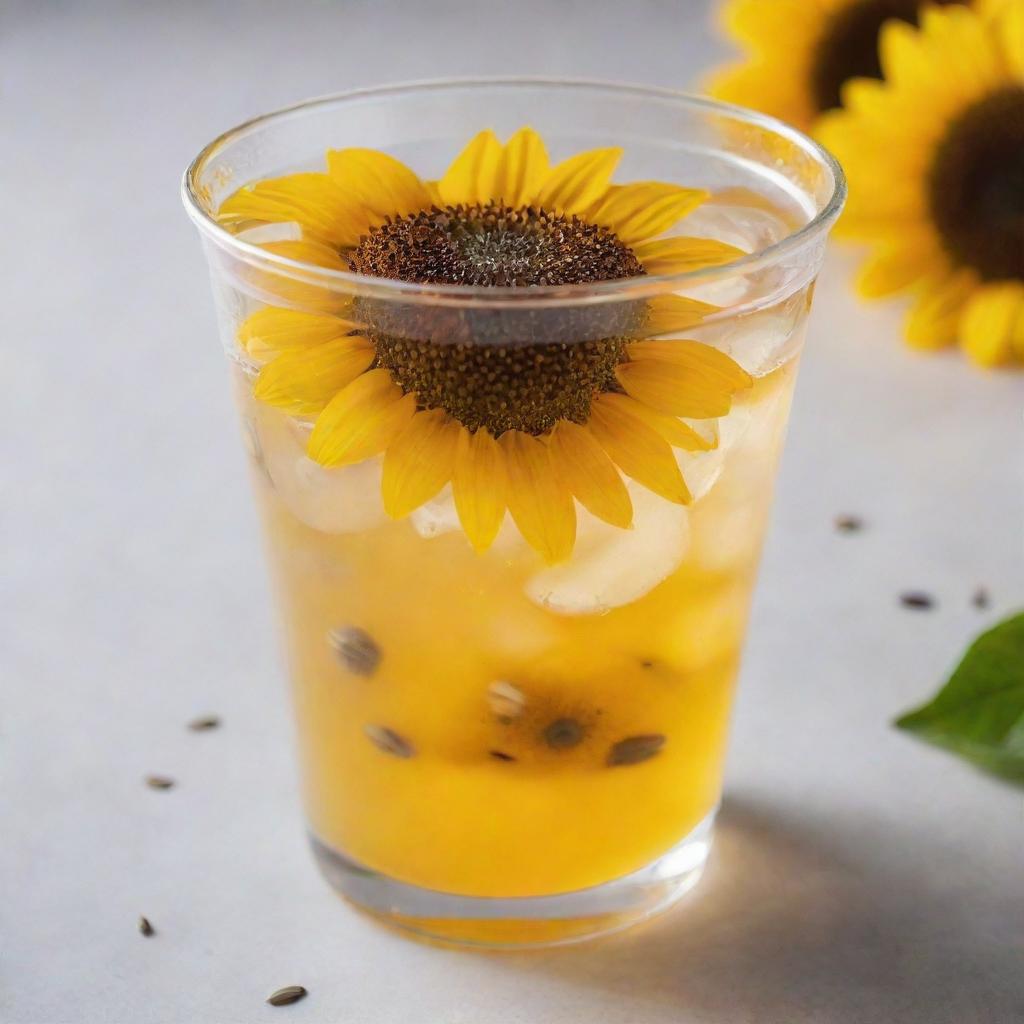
[364,724,415,758]
[267,985,308,1007]
[607,734,666,766]
[487,680,526,721]
[328,626,381,676]
[543,717,583,750]
[489,750,517,762]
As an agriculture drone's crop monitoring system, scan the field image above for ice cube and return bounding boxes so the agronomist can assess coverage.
[526,486,690,615]
[410,485,460,538]
[236,222,304,244]
[254,407,388,534]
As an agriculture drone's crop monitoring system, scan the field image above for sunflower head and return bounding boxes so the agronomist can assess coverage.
[217,126,756,562]
[817,3,1024,365]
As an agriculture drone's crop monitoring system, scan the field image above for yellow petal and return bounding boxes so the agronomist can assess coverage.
[634,237,745,275]
[245,240,352,314]
[499,431,576,564]
[548,421,633,529]
[326,148,431,220]
[238,307,356,360]
[626,340,753,390]
[452,428,507,552]
[438,130,502,205]
[959,283,1024,367]
[381,409,461,518]
[641,294,719,336]
[533,147,622,217]
[588,183,709,245]
[1000,0,1024,78]
[254,338,375,415]
[623,402,717,452]
[616,350,743,418]
[855,235,945,298]
[308,368,416,467]
[217,173,367,247]
[905,268,978,350]
[258,239,350,270]
[493,127,550,207]
[587,394,691,505]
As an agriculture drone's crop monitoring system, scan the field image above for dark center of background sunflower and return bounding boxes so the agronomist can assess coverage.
[928,87,1024,282]
[349,202,645,435]
[809,0,959,113]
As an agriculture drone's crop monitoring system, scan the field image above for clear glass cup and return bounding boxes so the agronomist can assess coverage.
[182,79,844,948]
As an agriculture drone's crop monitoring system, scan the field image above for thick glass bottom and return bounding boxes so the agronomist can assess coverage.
[309,809,716,949]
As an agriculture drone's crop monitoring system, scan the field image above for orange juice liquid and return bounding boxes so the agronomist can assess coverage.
[235,358,797,899]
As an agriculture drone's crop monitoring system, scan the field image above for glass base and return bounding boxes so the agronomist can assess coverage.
[309,809,716,949]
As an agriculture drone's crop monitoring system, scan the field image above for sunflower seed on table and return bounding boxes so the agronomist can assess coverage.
[972,586,990,609]
[543,717,584,749]
[364,724,415,758]
[487,680,526,721]
[187,715,221,731]
[145,775,175,790]
[328,626,381,676]
[138,916,155,937]
[900,591,935,610]
[267,985,308,1007]
[834,514,864,532]
[607,734,666,766]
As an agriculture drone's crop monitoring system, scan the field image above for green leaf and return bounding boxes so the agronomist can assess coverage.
[895,611,1024,783]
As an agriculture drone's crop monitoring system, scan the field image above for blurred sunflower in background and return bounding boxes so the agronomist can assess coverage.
[708,0,1003,131]
[818,3,1024,365]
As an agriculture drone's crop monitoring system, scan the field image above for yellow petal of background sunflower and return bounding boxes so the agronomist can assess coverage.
[641,294,719,335]
[587,395,691,505]
[217,173,368,248]
[492,127,550,207]
[1000,0,1024,78]
[588,183,710,245]
[904,268,979,350]
[634,237,746,274]
[254,338,375,415]
[381,409,461,519]
[438,130,503,205]
[308,368,416,467]
[533,147,622,217]
[548,421,633,529]
[326,148,432,220]
[238,307,357,360]
[959,282,1024,367]
[499,431,576,564]
[452,428,507,552]
[855,234,946,298]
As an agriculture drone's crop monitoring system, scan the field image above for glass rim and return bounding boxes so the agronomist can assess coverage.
[181,77,847,309]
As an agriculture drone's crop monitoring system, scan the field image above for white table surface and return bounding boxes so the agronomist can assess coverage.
[4,1,1023,1021]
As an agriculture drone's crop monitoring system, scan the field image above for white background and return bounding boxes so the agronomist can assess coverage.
[3,1,1022,1022]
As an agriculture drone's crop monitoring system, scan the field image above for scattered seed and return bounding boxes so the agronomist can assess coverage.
[900,591,935,610]
[487,680,526,721]
[834,514,864,532]
[607,734,666,767]
[138,916,155,937]
[972,586,990,610]
[543,717,584,750]
[267,986,308,1007]
[328,626,381,676]
[489,750,517,762]
[188,715,221,731]
[364,724,415,758]
[145,775,175,790]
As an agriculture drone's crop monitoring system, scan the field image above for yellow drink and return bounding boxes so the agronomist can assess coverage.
[235,359,796,903]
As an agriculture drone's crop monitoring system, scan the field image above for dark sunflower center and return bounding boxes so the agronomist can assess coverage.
[928,87,1024,282]
[349,203,645,435]
[809,0,958,113]
[349,202,644,286]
